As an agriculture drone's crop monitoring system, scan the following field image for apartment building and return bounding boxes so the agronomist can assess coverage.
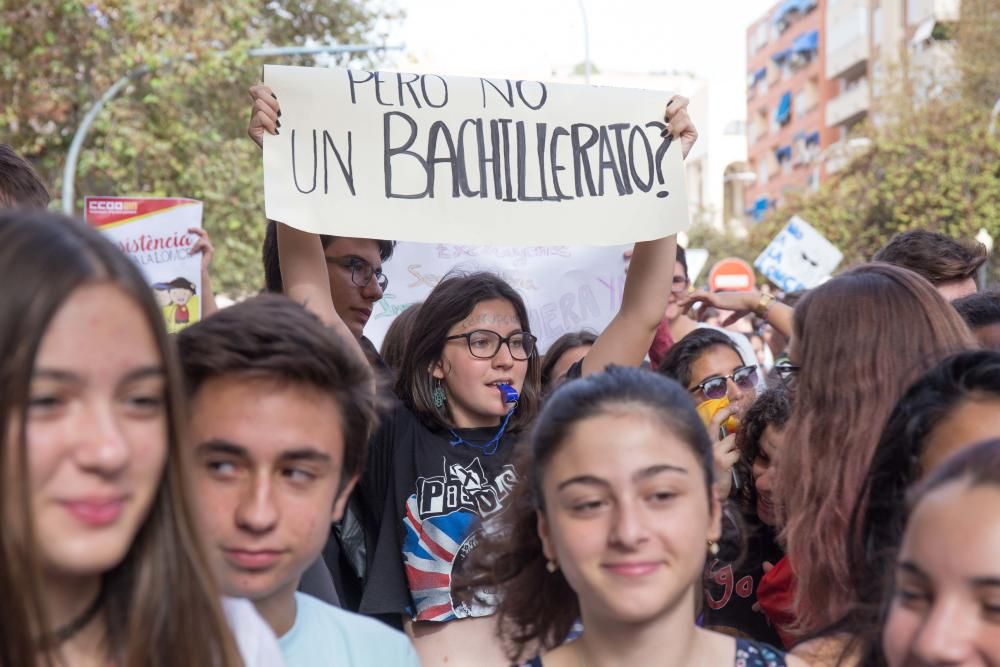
[745,0,960,220]
[745,0,833,221]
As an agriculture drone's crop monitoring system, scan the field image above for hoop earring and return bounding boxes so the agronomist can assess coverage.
[432,379,447,409]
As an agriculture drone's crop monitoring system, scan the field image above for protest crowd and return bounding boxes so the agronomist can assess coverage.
[2,74,1000,667]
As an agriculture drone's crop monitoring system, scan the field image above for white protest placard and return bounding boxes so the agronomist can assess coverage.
[263,65,689,246]
[85,197,204,334]
[365,242,630,352]
[754,215,843,292]
[685,248,710,284]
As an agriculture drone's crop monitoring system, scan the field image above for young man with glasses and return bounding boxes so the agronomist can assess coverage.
[262,221,394,345]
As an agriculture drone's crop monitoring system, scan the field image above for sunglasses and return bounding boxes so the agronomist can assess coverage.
[689,364,758,400]
[773,362,800,388]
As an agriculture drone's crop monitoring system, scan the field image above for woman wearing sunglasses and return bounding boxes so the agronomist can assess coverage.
[659,328,759,497]
[659,329,786,643]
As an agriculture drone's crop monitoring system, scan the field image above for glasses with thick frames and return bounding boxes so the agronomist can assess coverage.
[445,330,537,361]
[689,364,758,400]
[326,256,388,291]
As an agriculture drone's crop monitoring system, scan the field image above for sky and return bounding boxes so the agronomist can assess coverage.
[384,0,777,98]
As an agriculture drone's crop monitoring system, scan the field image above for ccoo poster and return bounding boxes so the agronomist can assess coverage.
[86,196,204,334]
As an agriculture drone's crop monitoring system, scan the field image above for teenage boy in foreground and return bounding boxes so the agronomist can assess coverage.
[177,295,421,666]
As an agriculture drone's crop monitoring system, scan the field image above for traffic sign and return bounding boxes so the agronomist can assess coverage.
[708,257,756,292]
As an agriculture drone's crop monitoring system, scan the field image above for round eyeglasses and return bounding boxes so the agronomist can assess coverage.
[445,330,537,361]
[689,364,758,400]
[326,256,388,291]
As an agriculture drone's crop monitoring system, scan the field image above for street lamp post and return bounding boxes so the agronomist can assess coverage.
[577,0,591,84]
[61,43,403,215]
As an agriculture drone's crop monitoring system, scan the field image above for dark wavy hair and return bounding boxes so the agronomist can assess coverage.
[540,329,597,391]
[838,350,1000,666]
[734,386,792,516]
[461,366,714,661]
[873,229,987,286]
[0,211,241,667]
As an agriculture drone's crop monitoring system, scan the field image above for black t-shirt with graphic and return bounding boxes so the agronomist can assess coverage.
[702,516,785,645]
[358,402,520,622]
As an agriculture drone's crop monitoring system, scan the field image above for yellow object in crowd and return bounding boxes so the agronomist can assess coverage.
[696,397,740,434]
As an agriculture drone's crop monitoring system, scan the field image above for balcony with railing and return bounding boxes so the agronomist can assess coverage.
[826,31,870,79]
[826,79,870,128]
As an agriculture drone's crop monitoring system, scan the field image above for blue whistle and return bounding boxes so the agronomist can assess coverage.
[497,383,519,403]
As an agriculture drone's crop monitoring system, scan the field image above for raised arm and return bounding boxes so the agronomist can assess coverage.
[248,83,367,363]
[581,96,696,376]
[188,227,218,318]
[677,288,794,339]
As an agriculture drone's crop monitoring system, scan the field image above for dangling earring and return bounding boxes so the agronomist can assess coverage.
[707,539,720,556]
[546,559,559,574]
[432,379,447,409]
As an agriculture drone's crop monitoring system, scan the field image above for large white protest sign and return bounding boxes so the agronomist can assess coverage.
[86,197,204,334]
[263,65,689,246]
[365,242,630,352]
[754,215,843,292]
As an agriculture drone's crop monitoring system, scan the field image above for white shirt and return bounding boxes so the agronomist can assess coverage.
[222,597,286,666]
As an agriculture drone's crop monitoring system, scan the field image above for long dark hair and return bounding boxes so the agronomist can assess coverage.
[775,262,974,635]
[395,271,541,432]
[462,366,714,661]
[841,351,1000,666]
[0,211,241,667]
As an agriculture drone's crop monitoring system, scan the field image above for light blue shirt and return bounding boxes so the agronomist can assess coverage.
[279,593,421,667]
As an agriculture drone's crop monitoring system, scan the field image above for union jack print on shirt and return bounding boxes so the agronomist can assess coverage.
[402,457,517,621]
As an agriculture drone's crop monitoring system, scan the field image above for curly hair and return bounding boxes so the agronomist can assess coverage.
[734,386,792,515]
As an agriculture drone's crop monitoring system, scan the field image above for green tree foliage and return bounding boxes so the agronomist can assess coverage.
[748,0,1000,283]
[0,0,399,294]
[749,104,1000,272]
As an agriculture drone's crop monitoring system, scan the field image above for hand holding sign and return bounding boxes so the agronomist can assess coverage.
[260,65,691,246]
[662,96,698,161]
[248,83,281,149]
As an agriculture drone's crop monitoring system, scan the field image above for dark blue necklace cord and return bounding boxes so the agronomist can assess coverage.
[448,405,516,456]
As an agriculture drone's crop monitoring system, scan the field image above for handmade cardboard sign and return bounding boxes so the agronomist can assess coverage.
[262,65,690,245]
[754,215,843,292]
[363,242,630,352]
[86,197,204,334]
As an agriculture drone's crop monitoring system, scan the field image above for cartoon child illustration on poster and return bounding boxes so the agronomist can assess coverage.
[160,276,200,334]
